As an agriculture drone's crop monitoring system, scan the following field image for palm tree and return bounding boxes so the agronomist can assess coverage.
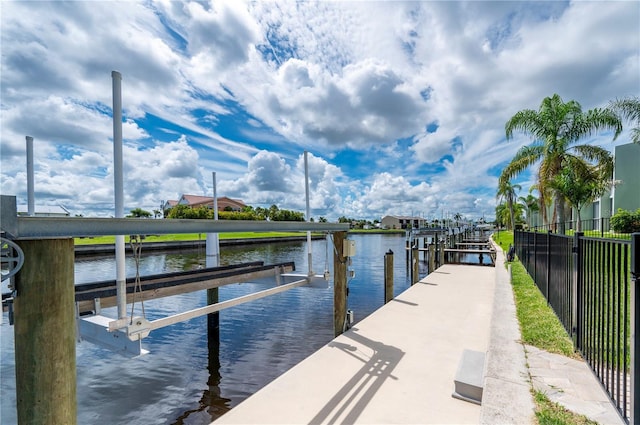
[453,212,463,227]
[609,96,640,144]
[495,201,524,230]
[551,156,613,232]
[501,94,622,233]
[518,193,539,229]
[496,179,521,230]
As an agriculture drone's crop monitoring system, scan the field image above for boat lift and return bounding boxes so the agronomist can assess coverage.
[1,198,351,355]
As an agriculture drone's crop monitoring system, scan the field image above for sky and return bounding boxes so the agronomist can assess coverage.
[1,1,638,222]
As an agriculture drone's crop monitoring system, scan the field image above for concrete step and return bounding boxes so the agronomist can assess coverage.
[452,349,485,405]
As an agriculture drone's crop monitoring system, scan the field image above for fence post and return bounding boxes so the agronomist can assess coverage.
[533,230,537,284]
[572,232,583,349]
[546,230,552,304]
[631,233,640,424]
[384,250,394,303]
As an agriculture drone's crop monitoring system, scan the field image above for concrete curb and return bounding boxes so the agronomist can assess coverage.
[480,241,536,424]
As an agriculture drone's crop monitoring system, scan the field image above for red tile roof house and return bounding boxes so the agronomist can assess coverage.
[164,194,246,213]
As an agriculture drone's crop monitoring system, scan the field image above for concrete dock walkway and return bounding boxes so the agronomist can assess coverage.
[215,263,497,424]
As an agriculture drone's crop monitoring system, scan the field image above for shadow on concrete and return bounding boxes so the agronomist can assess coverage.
[391,298,418,306]
[310,329,405,424]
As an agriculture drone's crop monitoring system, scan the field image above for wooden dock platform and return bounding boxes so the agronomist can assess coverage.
[213,263,496,424]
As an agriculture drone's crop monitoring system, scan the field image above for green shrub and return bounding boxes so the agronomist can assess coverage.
[610,208,640,233]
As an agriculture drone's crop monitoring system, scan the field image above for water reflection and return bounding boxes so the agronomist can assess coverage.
[2,234,423,424]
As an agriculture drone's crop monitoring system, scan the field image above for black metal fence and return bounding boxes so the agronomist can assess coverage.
[514,230,639,424]
[530,217,631,241]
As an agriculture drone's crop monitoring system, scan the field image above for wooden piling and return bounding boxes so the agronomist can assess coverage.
[429,244,436,273]
[14,239,76,425]
[412,244,419,285]
[384,250,394,303]
[333,231,347,337]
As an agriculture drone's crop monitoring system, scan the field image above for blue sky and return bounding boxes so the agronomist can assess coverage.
[1,1,638,221]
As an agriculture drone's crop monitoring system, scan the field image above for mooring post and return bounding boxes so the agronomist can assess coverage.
[384,249,394,303]
[14,238,76,425]
[428,243,436,273]
[412,243,419,285]
[333,231,347,337]
[405,237,410,263]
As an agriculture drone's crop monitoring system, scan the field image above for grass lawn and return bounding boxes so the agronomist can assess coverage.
[492,230,589,425]
[75,232,315,245]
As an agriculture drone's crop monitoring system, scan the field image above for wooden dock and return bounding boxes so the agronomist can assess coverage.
[444,248,496,266]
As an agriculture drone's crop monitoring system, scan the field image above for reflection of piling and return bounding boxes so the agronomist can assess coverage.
[206,295,226,419]
[207,288,219,351]
[14,239,76,424]
[384,250,394,303]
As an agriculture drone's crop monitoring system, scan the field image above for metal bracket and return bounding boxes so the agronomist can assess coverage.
[126,317,152,341]
[1,237,24,283]
[78,315,148,356]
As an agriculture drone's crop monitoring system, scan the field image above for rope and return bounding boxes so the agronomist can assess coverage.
[128,235,145,323]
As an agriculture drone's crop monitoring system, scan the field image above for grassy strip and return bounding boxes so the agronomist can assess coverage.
[533,391,598,425]
[493,231,590,424]
[74,232,313,245]
[493,231,575,356]
[511,259,576,357]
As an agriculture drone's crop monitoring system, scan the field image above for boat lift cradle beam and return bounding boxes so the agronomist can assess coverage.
[126,276,312,341]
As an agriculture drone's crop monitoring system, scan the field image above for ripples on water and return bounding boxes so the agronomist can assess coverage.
[1,234,427,424]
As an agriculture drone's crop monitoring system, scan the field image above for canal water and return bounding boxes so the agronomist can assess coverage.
[1,233,428,424]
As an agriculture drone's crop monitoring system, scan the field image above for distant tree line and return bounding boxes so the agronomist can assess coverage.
[165,204,305,221]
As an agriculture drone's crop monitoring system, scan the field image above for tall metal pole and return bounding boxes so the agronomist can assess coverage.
[304,151,313,275]
[112,70,126,320]
[26,136,35,216]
